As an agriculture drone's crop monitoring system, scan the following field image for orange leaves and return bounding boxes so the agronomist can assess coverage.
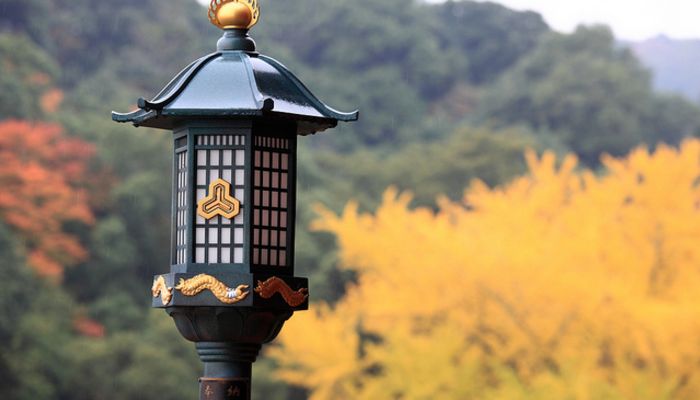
[73,315,106,338]
[273,140,700,399]
[0,120,95,279]
[40,89,64,113]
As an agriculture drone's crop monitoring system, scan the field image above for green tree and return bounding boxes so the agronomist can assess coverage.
[305,125,540,209]
[0,223,35,397]
[255,0,549,151]
[0,0,214,88]
[0,34,59,119]
[647,94,700,144]
[479,26,654,164]
[432,0,548,84]
[65,312,200,400]
[0,0,51,45]
[479,26,700,165]
[0,223,82,400]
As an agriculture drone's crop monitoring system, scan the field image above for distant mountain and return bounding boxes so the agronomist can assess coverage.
[629,36,700,102]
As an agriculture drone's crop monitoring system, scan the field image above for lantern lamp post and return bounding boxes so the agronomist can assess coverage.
[112,1,358,398]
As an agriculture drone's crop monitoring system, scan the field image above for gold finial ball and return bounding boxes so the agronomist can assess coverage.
[208,0,260,30]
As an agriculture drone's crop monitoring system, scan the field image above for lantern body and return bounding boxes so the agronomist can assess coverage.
[112,7,357,397]
[112,33,357,334]
[151,119,307,313]
[171,120,297,273]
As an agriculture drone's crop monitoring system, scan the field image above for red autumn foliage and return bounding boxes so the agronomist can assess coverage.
[73,316,106,338]
[0,120,95,279]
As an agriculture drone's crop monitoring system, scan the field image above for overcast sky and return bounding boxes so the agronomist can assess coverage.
[465,0,700,40]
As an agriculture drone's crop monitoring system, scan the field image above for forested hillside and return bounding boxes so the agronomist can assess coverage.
[0,0,699,399]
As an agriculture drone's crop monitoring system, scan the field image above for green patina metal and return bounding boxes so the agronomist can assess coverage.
[112,29,358,134]
[113,22,357,400]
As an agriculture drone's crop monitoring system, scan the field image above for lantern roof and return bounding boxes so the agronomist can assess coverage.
[112,0,358,135]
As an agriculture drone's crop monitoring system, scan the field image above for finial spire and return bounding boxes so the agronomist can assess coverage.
[208,0,260,30]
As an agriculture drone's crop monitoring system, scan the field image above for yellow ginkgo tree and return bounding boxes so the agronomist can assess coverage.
[270,140,700,400]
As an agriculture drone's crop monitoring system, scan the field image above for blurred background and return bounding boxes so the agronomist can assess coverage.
[1,0,700,399]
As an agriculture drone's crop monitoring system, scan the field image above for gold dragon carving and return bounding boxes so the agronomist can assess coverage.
[175,274,250,304]
[152,276,173,306]
[254,277,308,307]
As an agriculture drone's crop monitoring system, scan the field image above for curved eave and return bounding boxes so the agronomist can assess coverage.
[111,108,264,130]
[111,107,339,133]
[111,109,158,126]
[111,51,358,133]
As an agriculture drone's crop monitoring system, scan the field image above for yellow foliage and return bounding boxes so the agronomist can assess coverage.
[272,141,700,399]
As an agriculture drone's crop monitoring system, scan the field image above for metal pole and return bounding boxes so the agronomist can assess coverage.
[197,342,261,400]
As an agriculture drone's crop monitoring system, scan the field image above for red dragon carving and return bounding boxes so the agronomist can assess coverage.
[254,277,308,307]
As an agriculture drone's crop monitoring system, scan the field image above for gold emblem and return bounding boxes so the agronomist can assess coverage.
[208,0,260,30]
[175,274,250,304]
[198,178,241,220]
[254,277,308,307]
[151,276,173,306]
